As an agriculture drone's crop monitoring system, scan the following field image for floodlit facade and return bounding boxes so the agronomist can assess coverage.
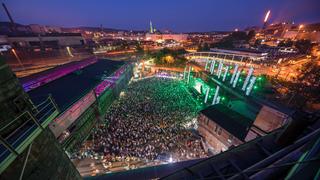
[146,33,188,42]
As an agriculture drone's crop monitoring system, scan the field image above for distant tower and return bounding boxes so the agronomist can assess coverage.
[2,3,16,32]
[150,20,154,34]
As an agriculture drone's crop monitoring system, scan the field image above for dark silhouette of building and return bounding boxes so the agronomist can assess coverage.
[0,56,81,180]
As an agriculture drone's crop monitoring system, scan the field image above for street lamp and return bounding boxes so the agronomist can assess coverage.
[299,24,304,29]
[11,48,25,70]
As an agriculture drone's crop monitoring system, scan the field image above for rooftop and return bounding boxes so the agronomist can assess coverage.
[27,59,125,112]
[19,58,97,90]
[6,33,82,37]
[228,100,260,120]
[200,104,254,140]
[209,48,268,57]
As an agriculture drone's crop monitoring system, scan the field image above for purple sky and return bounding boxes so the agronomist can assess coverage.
[1,0,319,32]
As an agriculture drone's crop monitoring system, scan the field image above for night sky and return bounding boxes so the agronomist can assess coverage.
[0,0,319,32]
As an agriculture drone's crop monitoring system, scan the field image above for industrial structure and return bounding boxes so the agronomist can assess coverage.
[24,58,133,152]
[163,111,320,179]
[180,53,292,153]
[145,21,188,42]
[198,102,288,153]
[0,56,80,179]
[82,52,320,179]
[186,49,268,65]
[0,57,133,179]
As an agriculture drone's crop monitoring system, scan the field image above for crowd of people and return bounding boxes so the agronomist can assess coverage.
[79,77,207,163]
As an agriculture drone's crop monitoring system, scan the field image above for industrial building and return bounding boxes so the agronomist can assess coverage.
[84,112,320,179]
[25,59,133,151]
[1,33,85,50]
[0,57,133,179]
[198,100,289,153]
[145,33,188,42]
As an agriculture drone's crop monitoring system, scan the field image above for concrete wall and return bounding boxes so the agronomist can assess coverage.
[197,114,242,154]
[0,57,81,179]
[97,89,115,116]
[62,103,99,152]
[97,63,133,116]
[253,105,288,133]
[7,35,84,47]
[56,63,133,152]
[0,129,81,180]
[49,90,96,137]
[0,58,34,134]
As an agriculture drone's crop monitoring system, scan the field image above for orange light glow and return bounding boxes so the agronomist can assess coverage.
[164,55,174,64]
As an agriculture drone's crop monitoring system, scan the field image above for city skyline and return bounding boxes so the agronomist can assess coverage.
[0,0,320,32]
[0,0,320,179]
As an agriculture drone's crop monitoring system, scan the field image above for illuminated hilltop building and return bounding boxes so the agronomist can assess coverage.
[145,21,188,42]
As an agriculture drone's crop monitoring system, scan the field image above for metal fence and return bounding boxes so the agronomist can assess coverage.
[0,96,59,174]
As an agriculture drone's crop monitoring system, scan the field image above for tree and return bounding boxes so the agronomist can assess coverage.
[153,48,187,66]
[120,41,129,50]
[197,44,202,52]
[278,39,294,47]
[202,43,210,51]
[247,30,256,41]
[212,31,252,49]
[288,60,320,107]
[230,31,249,41]
[212,39,234,49]
[155,50,165,65]
[295,39,313,54]
[197,43,210,52]
[254,39,262,47]
[174,48,187,55]
[163,55,174,64]
[135,43,144,54]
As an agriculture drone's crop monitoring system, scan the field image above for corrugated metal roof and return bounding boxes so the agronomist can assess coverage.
[27,59,124,112]
[200,104,254,140]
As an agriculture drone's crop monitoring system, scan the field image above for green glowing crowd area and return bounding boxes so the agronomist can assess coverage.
[84,77,207,163]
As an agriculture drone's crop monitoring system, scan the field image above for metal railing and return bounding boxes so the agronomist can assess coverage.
[0,96,59,174]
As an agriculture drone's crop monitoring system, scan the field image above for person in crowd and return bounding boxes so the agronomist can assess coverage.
[77,77,207,163]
